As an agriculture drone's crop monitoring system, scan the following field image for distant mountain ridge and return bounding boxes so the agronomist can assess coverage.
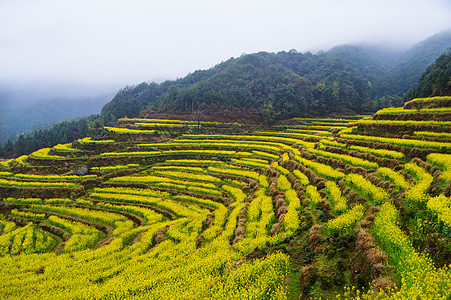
[101,31,451,124]
[0,95,111,143]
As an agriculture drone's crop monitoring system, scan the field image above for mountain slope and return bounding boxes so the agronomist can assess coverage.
[384,31,451,95]
[0,95,110,143]
[406,50,451,98]
[100,31,451,124]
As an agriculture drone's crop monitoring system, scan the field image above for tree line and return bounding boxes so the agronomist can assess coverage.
[0,115,103,159]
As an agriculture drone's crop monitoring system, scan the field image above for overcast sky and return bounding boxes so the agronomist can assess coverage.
[1,0,451,95]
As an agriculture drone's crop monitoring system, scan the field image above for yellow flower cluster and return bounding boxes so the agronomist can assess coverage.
[350,144,405,160]
[110,174,216,188]
[252,150,279,160]
[90,191,209,218]
[91,164,139,170]
[327,204,365,234]
[30,204,128,226]
[30,148,65,159]
[282,124,347,130]
[342,133,451,149]
[231,157,270,169]
[295,155,345,180]
[202,204,228,241]
[306,185,322,205]
[152,165,206,172]
[427,153,451,182]
[255,130,334,140]
[105,126,156,133]
[374,202,451,299]
[93,202,164,227]
[15,155,28,165]
[13,173,96,181]
[272,161,290,176]
[376,106,451,114]
[276,174,292,192]
[319,139,347,148]
[414,131,451,139]
[47,215,103,252]
[282,152,290,161]
[93,186,170,198]
[410,96,451,102]
[208,166,260,180]
[136,122,200,127]
[293,170,309,186]
[404,163,433,204]
[0,159,14,168]
[346,173,389,204]
[52,143,78,151]
[324,181,348,212]
[0,178,79,188]
[222,185,246,203]
[164,158,224,165]
[0,222,56,255]
[426,195,451,233]
[10,209,46,220]
[100,150,161,156]
[308,148,378,169]
[78,137,115,144]
[284,189,301,232]
[183,133,315,149]
[356,119,451,127]
[287,128,333,136]
[376,167,410,190]
[151,169,222,183]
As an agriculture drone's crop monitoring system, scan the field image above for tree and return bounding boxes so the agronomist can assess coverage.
[332,82,340,99]
[259,102,278,127]
[433,70,449,95]
[88,118,105,137]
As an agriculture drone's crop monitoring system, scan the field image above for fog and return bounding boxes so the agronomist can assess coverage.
[1,0,451,103]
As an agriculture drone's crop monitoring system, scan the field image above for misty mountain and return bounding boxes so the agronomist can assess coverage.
[0,95,111,143]
[384,30,451,95]
[326,31,451,96]
[2,31,450,158]
[406,50,451,98]
[101,31,451,123]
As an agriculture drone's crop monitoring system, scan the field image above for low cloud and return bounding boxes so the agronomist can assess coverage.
[0,0,450,92]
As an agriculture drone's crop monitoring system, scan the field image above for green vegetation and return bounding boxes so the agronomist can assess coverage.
[0,103,450,298]
[1,30,451,299]
[407,50,451,99]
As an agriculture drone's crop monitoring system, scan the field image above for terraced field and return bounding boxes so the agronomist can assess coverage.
[0,97,450,299]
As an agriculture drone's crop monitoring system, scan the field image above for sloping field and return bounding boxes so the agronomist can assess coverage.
[0,97,450,299]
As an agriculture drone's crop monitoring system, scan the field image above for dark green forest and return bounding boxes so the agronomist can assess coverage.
[0,116,101,158]
[407,50,451,99]
[1,32,450,159]
[101,32,451,123]
[101,51,396,123]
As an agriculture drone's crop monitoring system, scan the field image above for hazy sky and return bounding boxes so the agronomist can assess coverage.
[1,0,451,94]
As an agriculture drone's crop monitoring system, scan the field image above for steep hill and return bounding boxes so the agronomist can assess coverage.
[406,50,451,99]
[101,32,451,124]
[388,31,451,95]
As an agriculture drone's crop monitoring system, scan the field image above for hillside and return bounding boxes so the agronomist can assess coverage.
[0,95,111,144]
[387,31,451,95]
[1,32,450,160]
[101,31,451,124]
[406,50,451,99]
[0,96,450,299]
